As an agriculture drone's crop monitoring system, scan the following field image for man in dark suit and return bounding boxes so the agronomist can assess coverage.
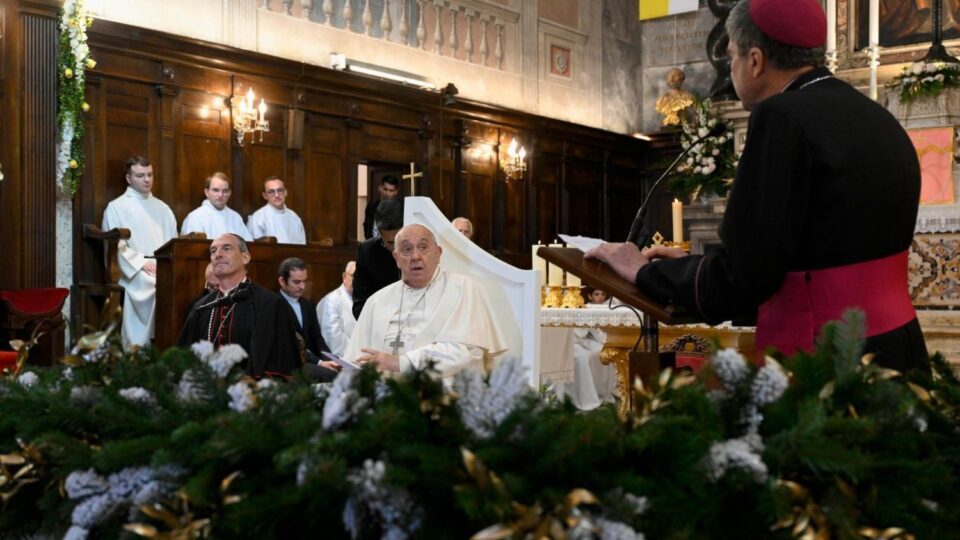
[353,197,403,319]
[362,174,400,240]
[277,257,339,382]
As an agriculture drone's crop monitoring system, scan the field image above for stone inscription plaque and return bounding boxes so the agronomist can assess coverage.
[641,8,715,67]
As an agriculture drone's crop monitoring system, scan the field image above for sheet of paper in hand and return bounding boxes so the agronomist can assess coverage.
[322,351,360,371]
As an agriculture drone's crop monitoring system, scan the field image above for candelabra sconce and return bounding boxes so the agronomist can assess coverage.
[231,87,269,146]
[541,285,563,308]
[501,137,527,181]
[561,286,585,309]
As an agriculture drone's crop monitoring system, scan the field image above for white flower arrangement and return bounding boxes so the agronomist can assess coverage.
[669,99,737,200]
[890,60,960,103]
[227,381,256,413]
[322,369,371,431]
[57,0,95,195]
[118,386,157,408]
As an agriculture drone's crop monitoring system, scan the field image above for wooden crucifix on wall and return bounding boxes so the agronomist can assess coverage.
[403,162,423,196]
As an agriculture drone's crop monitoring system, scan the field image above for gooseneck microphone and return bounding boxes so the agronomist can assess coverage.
[626,123,727,248]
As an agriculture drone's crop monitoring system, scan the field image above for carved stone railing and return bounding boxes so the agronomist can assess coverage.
[263,0,518,71]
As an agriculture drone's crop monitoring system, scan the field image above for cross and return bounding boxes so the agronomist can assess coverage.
[389,333,405,355]
[403,162,423,196]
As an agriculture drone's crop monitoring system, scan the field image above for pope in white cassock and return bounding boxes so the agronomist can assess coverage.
[180,172,252,240]
[246,176,306,244]
[344,224,507,378]
[318,260,357,358]
[101,157,178,347]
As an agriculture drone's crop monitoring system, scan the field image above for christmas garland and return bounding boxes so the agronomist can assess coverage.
[1,312,959,539]
[57,0,95,195]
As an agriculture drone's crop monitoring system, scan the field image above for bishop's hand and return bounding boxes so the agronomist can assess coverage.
[584,242,651,283]
[357,348,401,372]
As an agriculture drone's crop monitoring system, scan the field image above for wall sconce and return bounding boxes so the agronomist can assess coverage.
[231,87,269,145]
[501,137,527,181]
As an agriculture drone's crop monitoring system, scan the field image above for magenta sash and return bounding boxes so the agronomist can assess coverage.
[755,250,915,356]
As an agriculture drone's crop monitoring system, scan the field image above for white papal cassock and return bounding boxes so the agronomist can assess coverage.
[344,270,507,378]
[101,187,178,347]
[246,204,306,244]
[318,285,356,358]
[180,200,252,241]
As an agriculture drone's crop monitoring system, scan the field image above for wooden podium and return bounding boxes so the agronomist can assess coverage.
[152,238,356,349]
[537,247,690,405]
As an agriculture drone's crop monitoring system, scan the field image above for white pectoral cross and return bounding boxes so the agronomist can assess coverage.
[403,162,423,196]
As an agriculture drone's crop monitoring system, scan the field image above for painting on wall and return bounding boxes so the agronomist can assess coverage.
[855,0,960,49]
[907,127,955,205]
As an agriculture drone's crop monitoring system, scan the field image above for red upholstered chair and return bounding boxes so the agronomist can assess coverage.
[0,350,17,372]
[0,287,69,366]
[661,333,714,375]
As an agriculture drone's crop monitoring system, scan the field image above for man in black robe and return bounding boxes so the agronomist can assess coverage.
[362,175,400,240]
[352,197,403,319]
[178,234,300,377]
[587,0,927,371]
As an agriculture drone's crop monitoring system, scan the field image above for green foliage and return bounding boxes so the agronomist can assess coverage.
[2,315,960,539]
[57,2,94,196]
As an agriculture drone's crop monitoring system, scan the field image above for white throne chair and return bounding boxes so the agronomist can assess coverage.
[404,197,541,386]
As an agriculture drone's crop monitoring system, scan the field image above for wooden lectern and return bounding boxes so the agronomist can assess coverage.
[537,246,688,408]
[152,238,355,349]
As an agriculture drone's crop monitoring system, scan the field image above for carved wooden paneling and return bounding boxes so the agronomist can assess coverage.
[21,13,57,287]
[565,156,604,239]
[303,113,350,244]
[177,88,232,221]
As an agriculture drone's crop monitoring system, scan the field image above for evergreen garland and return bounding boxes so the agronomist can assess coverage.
[57,0,94,196]
[1,311,959,539]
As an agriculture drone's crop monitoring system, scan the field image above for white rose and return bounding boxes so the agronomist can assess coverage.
[925,63,938,73]
[912,62,925,75]
[712,149,720,156]
[693,166,702,174]
[936,74,945,81]
[697,127,708,138]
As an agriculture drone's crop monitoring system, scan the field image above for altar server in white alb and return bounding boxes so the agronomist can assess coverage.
[246,176,306,244]
[345,224,507,379]
[101,156,178,347]
[318,261,357,358]
[180,172,252,240]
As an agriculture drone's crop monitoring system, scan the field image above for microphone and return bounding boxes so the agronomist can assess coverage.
[626,122,727,248]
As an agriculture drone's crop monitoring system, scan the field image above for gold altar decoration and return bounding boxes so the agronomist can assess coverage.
[561,286,585,309]
[541,286,563,308]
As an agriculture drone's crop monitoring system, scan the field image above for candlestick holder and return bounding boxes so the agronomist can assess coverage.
[561,286,585,309]
[541,286,563,308]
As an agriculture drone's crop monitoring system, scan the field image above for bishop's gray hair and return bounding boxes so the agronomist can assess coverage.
[725,0,825,70]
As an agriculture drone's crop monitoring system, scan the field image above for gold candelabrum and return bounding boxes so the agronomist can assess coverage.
[649,231,690,252]
[501,137,527,181]
[231,87,269,145]
[541,285,585,308]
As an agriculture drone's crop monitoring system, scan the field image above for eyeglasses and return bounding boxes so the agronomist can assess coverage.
[265,188,286,195]
[398,243,433,258]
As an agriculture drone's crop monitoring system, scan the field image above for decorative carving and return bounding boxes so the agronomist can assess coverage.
[162,66,175,80]
[322,0,334,24]
[282,0,293,15]
[706,0,738,100]
[260,0,270,9]
[433,1,443,54]
[494,22,503,69]
[362,0,372,35]
[600,346,631,416]
[300,0,313,18]
[342,0,353,30]
[464,12,474,62]
[479,16,489,66]
[399,0,409,43]
[448,7,459,56]
[380,0,392,39]
[416,0,427,48]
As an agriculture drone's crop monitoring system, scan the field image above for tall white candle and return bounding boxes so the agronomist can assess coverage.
[671,199,684,243]
[567,273,581,288]
[531,243,546,287]
[826,0,836,51]
[869,0,879,45]
[547,244,564,286]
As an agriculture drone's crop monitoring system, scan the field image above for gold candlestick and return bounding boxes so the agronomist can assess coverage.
[561,286,585,309]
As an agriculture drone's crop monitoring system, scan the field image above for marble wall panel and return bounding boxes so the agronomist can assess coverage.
[910,233,960,307]
[641,7,713,68]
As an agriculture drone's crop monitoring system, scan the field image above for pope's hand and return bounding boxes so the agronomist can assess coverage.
[641,246,688,261]
[357,348,400,372]
[584,242,650,283]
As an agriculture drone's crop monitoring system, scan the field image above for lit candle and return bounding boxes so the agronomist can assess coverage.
[547,243,564,286]
[567,273,581,288]
[671,198,684,243]
[826,0,836,52]
[868,0,879,46]
[258,99,266,122]
[531,243,546,287]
